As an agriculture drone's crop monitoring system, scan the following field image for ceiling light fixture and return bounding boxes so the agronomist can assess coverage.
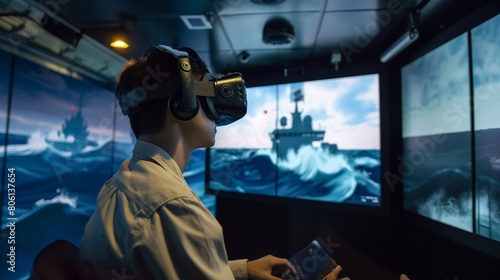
[109,27,130,49]
[262,18,295,45]
[379,10,420,63]
[110,40,128,49]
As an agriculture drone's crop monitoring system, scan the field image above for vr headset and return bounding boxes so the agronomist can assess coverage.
[117,45,247,126]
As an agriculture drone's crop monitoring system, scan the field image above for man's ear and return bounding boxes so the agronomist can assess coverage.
[168,96,199,121]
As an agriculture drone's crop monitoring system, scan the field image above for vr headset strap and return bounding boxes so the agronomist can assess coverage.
[118,81,179,115]
[193,81,216,97]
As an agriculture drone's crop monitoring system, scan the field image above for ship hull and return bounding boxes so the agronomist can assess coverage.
[270,129,325,158]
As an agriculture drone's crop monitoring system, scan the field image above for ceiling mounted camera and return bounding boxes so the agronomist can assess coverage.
[262,17,295,45]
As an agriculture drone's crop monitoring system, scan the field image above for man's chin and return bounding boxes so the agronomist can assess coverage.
[200,140,215,148]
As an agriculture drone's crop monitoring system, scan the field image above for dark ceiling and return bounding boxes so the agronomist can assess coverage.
[2,0,498,82]
[62,0,424,75]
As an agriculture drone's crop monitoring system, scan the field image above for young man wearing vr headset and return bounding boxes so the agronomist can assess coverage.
[79,45,347,280]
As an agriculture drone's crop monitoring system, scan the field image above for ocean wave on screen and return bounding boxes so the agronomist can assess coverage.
[354,171,381,196]
[10,137,113,172]
[1,135,114,217]
[277,146,380,201]
[183,166,204,178]
[1,130,113,159]
[278,167,358,202]
[1,189,80,229]
[278,145,351,181]
[352,156,380,169]
[1,131,48,156]
[0,189,90,280]
[405,168,474,232]
[209,146,381,204]
[418,189,473,232]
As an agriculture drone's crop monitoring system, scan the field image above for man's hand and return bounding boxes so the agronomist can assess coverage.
[325,265,349,280]
[247,255,296,280]
[324,267,409,280]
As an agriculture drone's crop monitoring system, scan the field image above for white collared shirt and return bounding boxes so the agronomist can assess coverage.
[80,140,247,279]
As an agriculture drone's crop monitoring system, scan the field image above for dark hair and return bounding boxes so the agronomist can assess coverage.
[115,46,208,137]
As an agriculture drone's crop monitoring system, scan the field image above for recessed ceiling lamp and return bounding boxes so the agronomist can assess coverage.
[262,18,295,45]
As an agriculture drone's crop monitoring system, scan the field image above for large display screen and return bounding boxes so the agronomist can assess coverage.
[0,51,10,178]
[401,33,473,232]
[0,56,116,278]
[402,12,500,244]
[471,13,500,242]
[0,52,214,279]
[208,74,381,207]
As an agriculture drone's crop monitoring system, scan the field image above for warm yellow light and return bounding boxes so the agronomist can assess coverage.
[110,40,129,49]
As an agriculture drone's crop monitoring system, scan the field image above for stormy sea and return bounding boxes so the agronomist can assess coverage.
[403,128,500,241]
[208,145,381,206]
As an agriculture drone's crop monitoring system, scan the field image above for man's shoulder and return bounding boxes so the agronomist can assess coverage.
[110,157,197,215]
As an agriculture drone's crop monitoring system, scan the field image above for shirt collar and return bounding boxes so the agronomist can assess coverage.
[131,140,183,178]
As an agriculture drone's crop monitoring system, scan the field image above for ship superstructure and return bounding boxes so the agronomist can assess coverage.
[269,85,330,158]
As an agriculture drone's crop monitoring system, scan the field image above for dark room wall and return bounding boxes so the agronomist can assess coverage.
[217,195,500,279]
[216,2,500,279]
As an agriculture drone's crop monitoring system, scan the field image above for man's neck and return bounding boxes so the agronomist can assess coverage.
[138,134,191,173]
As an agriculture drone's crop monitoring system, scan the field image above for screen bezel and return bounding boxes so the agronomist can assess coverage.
[205,64,396,217]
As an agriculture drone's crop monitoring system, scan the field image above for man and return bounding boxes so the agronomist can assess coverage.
[79,45,347,280]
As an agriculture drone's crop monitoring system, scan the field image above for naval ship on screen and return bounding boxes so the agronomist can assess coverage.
[45,104,98,154]
[269,85,337,159]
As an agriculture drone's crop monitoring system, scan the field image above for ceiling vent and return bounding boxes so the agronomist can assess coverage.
[262,18,295,45]
[180,15,212,30]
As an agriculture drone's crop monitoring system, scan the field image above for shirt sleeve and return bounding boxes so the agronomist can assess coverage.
[229,259,248,280]
[127,195,237,279]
